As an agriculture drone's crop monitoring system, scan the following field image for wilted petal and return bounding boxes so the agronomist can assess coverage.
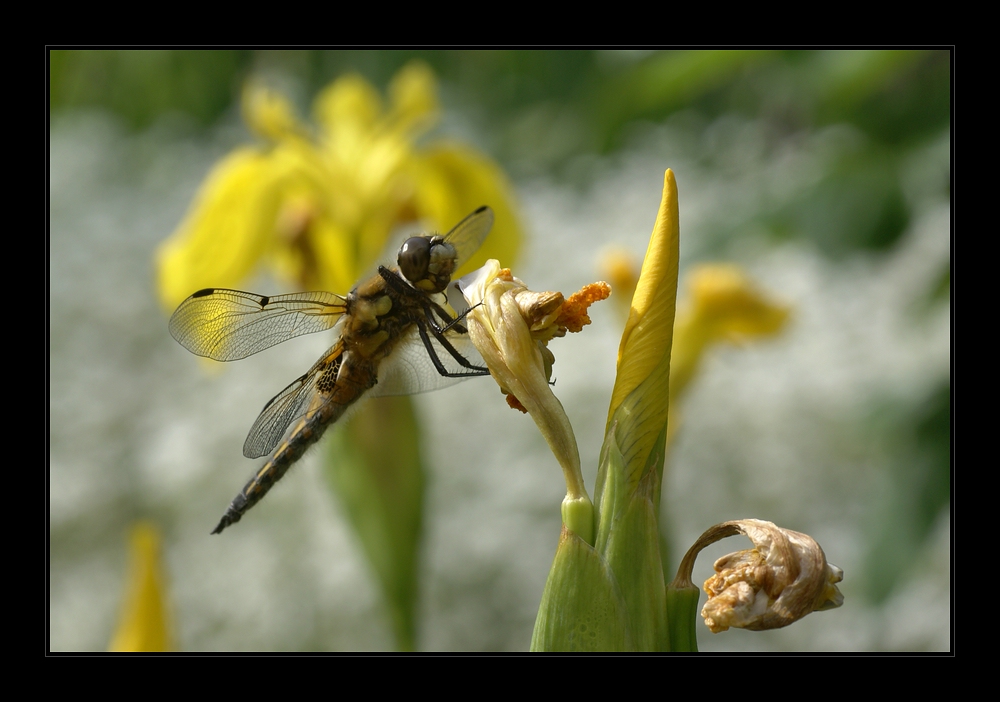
[459,261,609,542]
[459,262,578,475]
[697,519,844,633]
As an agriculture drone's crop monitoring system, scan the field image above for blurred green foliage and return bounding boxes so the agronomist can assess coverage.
[864,380,951,603]
[50,50,251,130]
[51,49,950,259]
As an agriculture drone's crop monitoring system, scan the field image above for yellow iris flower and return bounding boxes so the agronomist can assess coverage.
[109,523,173,652]
[671,264,790,402]
[156,61,520,310]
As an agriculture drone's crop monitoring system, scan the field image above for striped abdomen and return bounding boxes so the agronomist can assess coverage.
[211,354,377,534]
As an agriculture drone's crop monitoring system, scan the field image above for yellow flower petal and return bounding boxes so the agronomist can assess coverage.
[411,143,523,275]
[669,263,790,409]
[688,263,790,340]
[387,61,440,138]
[109,523,173,652]
[242,83,305,142]
[600,247,640,317]
[312,72,383,139]
[161,64,522,323]
[156,148,286,311]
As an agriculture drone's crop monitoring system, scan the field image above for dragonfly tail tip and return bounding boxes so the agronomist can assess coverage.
[211,515,232,535]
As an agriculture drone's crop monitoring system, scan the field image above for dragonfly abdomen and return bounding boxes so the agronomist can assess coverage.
[211,355,377,534]
[210,409,335,534]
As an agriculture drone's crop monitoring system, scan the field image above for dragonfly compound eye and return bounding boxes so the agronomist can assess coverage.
[398,236,431,283]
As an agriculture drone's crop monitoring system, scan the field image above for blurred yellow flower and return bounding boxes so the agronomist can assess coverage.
[109,523,173,652]
[600,248,789,447]
[670,264,790,402]
[156,61,520,311]
[599,246,640,317]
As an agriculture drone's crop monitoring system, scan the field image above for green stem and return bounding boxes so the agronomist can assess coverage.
[665,584,700,652]
[561,494,595,546]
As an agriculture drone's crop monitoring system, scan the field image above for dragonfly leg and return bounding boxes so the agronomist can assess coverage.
[423,297,485,336]
[435,302,483,334]
[416,321,489,377]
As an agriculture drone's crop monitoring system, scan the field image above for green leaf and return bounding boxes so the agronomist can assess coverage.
[531,527,633,652]
[603,470,670,651]
[324,396,424,651]
[594,426,625,555]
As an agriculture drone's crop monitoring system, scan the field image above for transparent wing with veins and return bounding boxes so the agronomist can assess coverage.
[169,288,347,361]
[241,341,342,458]
[243,315,485,458]
[371,324,486,398]
[440,205,494,270]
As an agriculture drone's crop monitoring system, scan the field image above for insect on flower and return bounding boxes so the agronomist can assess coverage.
[170,207,495,533]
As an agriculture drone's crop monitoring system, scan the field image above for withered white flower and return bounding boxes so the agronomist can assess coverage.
[672,518,843,634]
[697,519,844,633]
[457,259,609,543]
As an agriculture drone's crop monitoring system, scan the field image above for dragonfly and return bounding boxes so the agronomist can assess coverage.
[169,206,494,534]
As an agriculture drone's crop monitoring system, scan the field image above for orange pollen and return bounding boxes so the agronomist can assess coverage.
[556,282,612,333]
[505,393,529,413]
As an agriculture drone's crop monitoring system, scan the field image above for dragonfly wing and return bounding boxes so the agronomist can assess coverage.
[442,206,494,269]
[169,288,346,361]
[242,341,344,458]
[371,326,487,398]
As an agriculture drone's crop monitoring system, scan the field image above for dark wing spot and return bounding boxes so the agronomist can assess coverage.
[191,288,217,298]
[259,295,269,307]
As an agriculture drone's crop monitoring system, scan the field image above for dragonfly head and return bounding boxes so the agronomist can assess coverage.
[398,235,459,293]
